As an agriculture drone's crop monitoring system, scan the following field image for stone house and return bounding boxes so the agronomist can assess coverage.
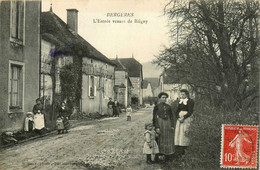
[111,58,132,107]
[118,57,143,105]
[0,0,41,132]
[41,8,116,116]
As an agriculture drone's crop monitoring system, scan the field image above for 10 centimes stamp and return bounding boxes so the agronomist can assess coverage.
[221,125,258,169]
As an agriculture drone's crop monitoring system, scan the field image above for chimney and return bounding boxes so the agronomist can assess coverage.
[67,9,78,34]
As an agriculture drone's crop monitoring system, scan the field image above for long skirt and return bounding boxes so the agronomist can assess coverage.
[63,117,70,130]
[157,117,175,155]
[108,108,113,116]
[113,107,120,116]
[34,114,45,130]
[175,111,192,146]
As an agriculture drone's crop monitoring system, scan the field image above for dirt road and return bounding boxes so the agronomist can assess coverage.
[0,107,174,170]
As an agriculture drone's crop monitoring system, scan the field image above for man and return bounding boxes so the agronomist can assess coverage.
[107,98,114,117]
[153,92,175,162]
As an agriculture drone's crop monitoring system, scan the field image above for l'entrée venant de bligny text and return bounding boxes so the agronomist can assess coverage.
[93,13,148,24]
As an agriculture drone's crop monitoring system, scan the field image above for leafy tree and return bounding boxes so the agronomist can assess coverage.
[155,0,259,109]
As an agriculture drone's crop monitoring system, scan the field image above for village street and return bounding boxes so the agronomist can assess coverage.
[0,107,181,170]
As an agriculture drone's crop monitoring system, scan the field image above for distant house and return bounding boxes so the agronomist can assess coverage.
[111,58,132,107]
[41,9,116,116]
[144,78,160,97]
[143,80,153,98]
[0,1,41,132]
[158,73,195,102]
[118,57,143,105]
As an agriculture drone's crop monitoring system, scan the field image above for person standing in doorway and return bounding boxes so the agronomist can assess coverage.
[152,92,175,162]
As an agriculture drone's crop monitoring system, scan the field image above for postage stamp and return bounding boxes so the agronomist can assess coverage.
[221,125,258,169]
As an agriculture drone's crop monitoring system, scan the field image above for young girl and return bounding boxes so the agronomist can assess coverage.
[126,105,132,121]
[143,123,159,164]
[57,102,70,133]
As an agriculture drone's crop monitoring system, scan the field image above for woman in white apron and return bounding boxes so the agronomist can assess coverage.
[174,89,194,156]
[32,98,45,134]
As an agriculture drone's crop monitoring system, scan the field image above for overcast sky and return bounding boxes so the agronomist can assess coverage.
[42,0,171,63]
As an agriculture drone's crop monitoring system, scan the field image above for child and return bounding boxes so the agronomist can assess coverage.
[143,123,159,164]
[126,105,132,121]
[24,112,34,133]
[57,102,70,134]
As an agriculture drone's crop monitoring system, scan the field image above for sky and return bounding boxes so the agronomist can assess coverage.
[42,0,171,63]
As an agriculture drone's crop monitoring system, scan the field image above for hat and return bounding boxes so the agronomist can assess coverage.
[26,112,33,115]
[158,92,169,98]
[145,122,153,129]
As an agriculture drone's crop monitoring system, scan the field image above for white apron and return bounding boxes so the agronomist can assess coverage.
[175,111,192,146]
[34,113,45,130]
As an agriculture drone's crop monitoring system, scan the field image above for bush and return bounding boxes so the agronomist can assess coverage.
[172,100,258,169]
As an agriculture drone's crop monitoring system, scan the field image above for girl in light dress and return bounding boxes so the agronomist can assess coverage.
[126,104,132,121]
[143,123,159,164]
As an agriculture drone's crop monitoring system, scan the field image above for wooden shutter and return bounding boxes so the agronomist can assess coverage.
[11,0,17,38]
[18,1,24,40]
[88,75,90,97]
[94,76,96,97]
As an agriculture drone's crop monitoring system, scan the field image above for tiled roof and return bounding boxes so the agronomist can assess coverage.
[110,59,127,71]
[118,58,143,77]
[41,11,115,66]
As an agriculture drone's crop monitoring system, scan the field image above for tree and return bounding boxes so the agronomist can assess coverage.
[155,0,259,109]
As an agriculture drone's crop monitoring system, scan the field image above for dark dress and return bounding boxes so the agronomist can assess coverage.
[58,107,70,130]
[153,102,175,155]
[113,102,120,117]
[107,101,114,116]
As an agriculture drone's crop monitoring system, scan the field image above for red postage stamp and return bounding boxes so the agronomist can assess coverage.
[221,125,258,169]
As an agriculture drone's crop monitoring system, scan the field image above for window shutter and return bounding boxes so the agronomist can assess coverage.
[88,75,90,97]
[94,76,96,97]
[18,1,24,40]
[11,0,17,38]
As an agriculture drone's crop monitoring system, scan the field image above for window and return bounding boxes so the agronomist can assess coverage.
[10,0,25,44]
[88,76,96,97]
[9,64,23,110]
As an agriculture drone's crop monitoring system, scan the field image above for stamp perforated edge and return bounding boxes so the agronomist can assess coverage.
[220,124,259,169]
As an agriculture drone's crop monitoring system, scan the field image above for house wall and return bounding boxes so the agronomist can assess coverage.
[40,39,73,104]
[81,58,114,115]
[0,1,41,132]
[114,70,128,107]
[130,77,143,105]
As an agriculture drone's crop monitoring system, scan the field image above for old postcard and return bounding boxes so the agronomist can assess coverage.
[0,0,259,169]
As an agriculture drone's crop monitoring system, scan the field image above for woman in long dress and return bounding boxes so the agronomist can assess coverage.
[229,128,252,164]
[152,92,175,162]
[32,98,45,134]
[113,100,120,117]
[174,89,194,156]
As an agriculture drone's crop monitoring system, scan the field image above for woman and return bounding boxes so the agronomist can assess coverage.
[152,92,175,162]
[174,89,194,156]
[107,98,114,117]
[57,102,70,133]
[32,98,45,134]
[113,100,120,117]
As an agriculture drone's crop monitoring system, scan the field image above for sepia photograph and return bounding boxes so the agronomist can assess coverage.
[0,0,259,169]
